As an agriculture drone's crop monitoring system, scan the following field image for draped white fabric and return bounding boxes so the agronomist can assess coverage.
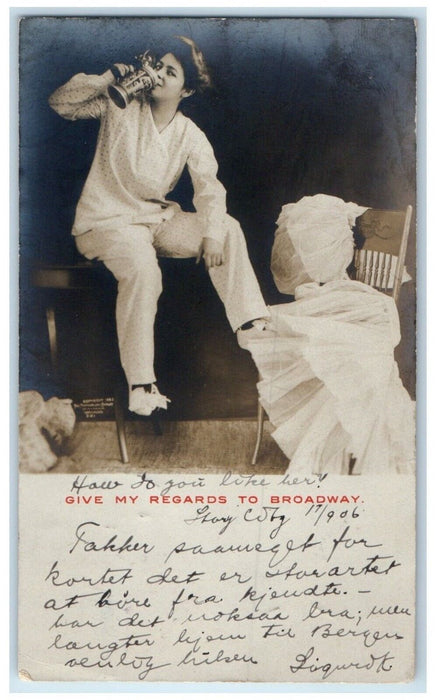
[247,280,415,474]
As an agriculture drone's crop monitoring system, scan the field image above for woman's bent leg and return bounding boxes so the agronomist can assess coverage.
[75,225,162,386]
[153,212,269,331]
[209,215,270,331]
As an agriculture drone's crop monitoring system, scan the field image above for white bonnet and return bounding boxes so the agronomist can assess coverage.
[271,194,368,295]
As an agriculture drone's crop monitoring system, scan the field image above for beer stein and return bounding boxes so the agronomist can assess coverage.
[108,51,160,109]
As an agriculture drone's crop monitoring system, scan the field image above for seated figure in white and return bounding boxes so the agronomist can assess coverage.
[244,194,415,475]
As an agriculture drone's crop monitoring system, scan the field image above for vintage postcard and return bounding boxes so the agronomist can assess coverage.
[16,13,420,686]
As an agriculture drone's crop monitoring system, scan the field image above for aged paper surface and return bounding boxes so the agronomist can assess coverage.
[19,473,415,683]
[17,14,417,685]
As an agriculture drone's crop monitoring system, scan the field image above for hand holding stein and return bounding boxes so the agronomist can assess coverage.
[108,52,160,109]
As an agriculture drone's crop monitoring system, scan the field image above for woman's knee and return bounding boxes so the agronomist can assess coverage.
[108,243,161,290]
[154,213,203,258]
[125,254,161,290]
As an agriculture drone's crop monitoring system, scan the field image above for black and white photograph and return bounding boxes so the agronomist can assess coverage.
[19,14,416,476]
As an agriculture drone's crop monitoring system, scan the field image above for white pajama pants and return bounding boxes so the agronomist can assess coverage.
[75,211,269,385]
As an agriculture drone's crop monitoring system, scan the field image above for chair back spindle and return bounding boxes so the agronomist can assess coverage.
[351,205,413,304]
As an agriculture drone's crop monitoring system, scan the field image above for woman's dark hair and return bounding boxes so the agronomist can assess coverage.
[156,35,213,93]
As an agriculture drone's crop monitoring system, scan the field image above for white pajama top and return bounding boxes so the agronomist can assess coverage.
[49,72,228,242]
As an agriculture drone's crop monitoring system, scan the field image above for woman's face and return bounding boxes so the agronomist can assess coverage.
[152,53,192,103]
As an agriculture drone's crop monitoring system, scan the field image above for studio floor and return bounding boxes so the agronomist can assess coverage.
[52,418,288,475]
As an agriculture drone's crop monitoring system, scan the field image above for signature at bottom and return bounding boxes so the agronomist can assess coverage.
[290,646,394,680]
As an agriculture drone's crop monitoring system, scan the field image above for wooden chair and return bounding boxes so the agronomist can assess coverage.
[31,260,162,464]
[251,204,413,466]
[351,205,413,304]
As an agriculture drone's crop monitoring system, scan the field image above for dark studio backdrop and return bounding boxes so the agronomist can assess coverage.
[18,16,417,421]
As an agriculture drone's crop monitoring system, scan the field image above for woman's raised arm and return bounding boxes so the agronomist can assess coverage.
[48,70,117,120]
